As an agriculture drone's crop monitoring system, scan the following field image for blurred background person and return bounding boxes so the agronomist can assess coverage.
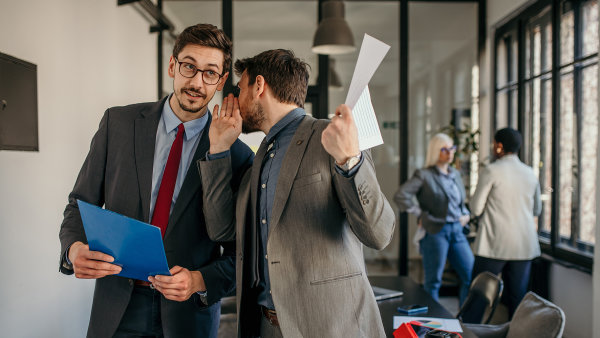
[463,127,541,323]
[395,133,473,305]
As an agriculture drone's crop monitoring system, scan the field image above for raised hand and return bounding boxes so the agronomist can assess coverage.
[209,93,242,154]
[321,104,360,165]
[68,241,122,279]
[149,265,205,302]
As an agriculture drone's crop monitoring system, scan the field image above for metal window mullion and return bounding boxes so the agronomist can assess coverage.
[572,0,583,245]
[518,19,526,152]
[550,0,561,253]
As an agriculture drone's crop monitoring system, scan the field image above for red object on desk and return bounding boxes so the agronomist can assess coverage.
[393,320,463,338]
[393,322,419,338]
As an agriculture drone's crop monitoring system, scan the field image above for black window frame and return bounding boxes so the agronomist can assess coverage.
[493,0,597,271]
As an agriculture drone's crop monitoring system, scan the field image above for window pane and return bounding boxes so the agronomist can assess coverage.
[496,90,508,128]
[582,0,599,56]
[559,73,574,240]
[533,24,542,76]
[509,88,518,129]
[526,7,552,78]
[543,22,553,73]
[579,64,598,244]
[496,39,508,87]
[561,3,575,65]
[512,35,518,82]
[540,78,553,234]
[526,26,532,78]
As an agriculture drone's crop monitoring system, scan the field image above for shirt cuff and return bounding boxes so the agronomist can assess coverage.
[206,150,230,160]
[65,244,73,265]
[334,154,365,178]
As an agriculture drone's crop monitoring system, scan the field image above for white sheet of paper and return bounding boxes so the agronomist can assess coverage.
[345,34,391,109]
[392,316,463,333]
[353,86,383,150]
[344,34,390,151]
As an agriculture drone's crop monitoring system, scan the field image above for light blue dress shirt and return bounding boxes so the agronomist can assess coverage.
[434,167,469,223]
[149,95,209,221]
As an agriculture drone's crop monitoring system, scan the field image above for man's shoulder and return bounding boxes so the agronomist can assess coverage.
[105,99,164,120]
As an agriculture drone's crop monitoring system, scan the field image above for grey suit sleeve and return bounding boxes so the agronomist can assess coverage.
[470,166,493,217]
[58,109,109,274]
[533,182,542,217]
[198,156,237,242]
[393,169,424,215]
[332,150,396,250]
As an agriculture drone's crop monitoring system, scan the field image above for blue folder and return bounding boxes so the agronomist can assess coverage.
[77,199,171,281]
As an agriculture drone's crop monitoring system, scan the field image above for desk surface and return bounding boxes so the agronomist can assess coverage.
[369,276,476,338]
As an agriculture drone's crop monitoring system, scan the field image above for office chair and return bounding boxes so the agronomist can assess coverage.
[218,296,237,338]
[456,271,504,324]
[463,291,565,338]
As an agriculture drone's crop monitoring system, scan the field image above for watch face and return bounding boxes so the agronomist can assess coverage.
[346,155,360,170]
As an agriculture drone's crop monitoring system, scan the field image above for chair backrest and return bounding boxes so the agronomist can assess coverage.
[506,291,565,338]
[457,271,504,324]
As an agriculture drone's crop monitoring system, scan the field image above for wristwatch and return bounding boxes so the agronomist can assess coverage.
[337,153,362,172]
[197,290,208,305]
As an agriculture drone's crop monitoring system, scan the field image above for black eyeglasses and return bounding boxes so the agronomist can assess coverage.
[441,145,457,153]
[174,58,224,85]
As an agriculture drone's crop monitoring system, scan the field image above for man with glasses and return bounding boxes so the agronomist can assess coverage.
[59,23,253,338]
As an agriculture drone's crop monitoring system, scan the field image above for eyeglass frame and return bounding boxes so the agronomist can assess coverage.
[440,145,458,153]
[173,57,225,85]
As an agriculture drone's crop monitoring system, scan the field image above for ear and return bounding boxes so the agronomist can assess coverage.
[216,72,229,91]
[254,75,266,99]
[168,55,176,79]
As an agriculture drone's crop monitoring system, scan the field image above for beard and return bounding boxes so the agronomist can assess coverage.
[176,87,208,113]
[242,101,265,134]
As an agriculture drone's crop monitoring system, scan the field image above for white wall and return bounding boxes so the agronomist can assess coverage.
[486,1,597,337]
[0,0,156,336]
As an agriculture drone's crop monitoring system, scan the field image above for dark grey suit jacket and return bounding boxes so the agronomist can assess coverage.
[58,97,253,338]
[199,116,396,338]
[394,166,467,234]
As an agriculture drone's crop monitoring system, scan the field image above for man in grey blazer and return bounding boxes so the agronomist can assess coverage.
[198,49,396,337]
[59,24,253,337]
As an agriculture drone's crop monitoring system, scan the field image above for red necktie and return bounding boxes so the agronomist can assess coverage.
[151,123,185,237]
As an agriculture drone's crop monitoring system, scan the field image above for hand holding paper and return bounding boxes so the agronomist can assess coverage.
[344,34,390,151]
[321,104,360,164]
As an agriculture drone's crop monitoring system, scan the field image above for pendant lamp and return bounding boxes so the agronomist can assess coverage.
[312,0,356,55]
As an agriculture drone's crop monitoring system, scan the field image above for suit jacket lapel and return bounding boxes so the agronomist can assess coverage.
[134,99,164,222]
[164,116,212,239]
[269,116,314,231]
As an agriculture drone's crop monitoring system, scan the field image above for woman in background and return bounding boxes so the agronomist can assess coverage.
[465,127,541,321]
[395,133,473,304]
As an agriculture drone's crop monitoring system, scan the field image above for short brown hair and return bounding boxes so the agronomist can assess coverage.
[172,23,232,74]
[234,49,309,107]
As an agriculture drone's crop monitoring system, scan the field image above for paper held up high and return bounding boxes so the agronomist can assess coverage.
[345,34,390,151]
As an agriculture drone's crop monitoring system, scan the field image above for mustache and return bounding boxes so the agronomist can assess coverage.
[181,87,206,98]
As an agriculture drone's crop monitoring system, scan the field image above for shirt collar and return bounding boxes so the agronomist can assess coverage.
[162,94,209,141]
[435,165,455,178]
[265,108,306,144]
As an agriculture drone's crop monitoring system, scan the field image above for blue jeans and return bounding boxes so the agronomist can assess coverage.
[420,222,474,305]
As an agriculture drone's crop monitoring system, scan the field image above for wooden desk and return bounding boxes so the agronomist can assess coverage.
[369,276,476,338]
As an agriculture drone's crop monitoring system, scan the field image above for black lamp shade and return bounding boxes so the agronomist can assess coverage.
[312,0,356,55]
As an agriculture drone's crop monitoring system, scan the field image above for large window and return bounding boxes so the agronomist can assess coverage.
[494,0,598,269]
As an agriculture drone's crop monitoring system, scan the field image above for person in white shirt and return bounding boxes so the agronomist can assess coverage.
[462,127,541,323]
